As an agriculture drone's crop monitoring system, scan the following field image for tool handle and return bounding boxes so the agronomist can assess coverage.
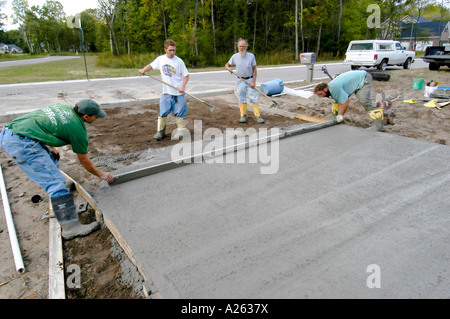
[145,74,214,112]
[230,70,266,97]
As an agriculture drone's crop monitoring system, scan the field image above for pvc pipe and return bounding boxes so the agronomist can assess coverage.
[0,163,25,274]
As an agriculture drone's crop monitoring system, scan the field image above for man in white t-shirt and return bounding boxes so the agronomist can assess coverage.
[225,38,264,124]
[139,39,190,140]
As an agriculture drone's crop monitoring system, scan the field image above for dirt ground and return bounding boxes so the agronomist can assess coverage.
[0,66,449,299]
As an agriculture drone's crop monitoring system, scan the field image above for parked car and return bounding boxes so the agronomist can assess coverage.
[344,40,415,70]
[422,43,450,71]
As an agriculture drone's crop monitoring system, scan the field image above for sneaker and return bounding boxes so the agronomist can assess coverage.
[239,115,247,123]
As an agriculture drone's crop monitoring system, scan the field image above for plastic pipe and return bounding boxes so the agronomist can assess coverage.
[0,163,25,274]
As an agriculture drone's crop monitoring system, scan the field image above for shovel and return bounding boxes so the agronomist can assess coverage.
[145,74,215,112]
[229,70,280,108]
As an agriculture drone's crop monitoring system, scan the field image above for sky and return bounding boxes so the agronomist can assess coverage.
[2,0,99,31]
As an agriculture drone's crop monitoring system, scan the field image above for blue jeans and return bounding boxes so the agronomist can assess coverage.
[0,127,69,198]
[159,94,187,118]
[236,79,259,104]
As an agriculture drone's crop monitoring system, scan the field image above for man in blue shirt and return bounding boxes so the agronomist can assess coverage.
[225,38,264,124]
[314,71,384,131]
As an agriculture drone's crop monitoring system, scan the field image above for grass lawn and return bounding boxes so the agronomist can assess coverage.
[0,55,145,84]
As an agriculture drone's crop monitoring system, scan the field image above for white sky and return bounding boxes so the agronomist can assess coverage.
[2,0,99,30]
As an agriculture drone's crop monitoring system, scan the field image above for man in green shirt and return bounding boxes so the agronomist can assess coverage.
[0,99,114,240]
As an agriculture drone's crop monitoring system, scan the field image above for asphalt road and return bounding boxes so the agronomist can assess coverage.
[0,58,428,118]
[0,56,80,68]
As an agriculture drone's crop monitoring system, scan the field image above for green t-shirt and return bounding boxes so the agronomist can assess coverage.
[7,103,89,154]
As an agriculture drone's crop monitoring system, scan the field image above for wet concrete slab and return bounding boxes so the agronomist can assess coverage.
[94,125,450,298]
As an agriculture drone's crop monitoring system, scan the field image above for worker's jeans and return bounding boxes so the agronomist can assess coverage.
[159,94,187,118]
[236,79,259,105]
[0,127,69,199]
[355,72,377,111]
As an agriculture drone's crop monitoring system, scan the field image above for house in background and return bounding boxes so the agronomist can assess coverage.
[381,16,449,51]
[7,44,24,53]
[0,43,24,54]
[0,42,8,54]
[400,20,450,50]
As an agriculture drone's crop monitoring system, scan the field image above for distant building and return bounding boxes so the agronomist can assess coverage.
[381,16,449,50]
[7,44,24,53]
[0,43,24,54]
[0,42,8,54]
[399,21,450,50]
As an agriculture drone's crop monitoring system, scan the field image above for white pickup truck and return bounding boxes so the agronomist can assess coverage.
[344,40,415,70]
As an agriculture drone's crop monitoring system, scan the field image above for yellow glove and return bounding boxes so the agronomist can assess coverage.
[424,100,438,108]
[403,99,417,104]
[331,103,338,115]
[437,101,450,109]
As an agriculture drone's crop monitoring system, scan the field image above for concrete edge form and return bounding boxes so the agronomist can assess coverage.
[59,171,152,298]
[48,200,65,299]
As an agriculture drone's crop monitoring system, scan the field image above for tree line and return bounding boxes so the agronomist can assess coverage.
[1,0,449,67]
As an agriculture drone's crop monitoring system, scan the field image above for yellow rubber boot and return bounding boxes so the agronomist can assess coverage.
[252,104,265,123]
[154,116,167,140]
[172,117,189,140]
[368,109,384,132]
[239,103,247,123]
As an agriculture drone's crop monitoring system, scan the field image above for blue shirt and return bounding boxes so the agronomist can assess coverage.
[328,71,366,104]
[228,52,257,78]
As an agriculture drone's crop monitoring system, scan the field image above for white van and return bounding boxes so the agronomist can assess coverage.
[344,40,415,70]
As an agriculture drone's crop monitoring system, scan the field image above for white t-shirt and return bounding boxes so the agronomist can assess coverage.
[150,55,189,96]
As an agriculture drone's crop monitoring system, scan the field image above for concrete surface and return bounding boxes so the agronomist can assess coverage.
[94,125,450,299]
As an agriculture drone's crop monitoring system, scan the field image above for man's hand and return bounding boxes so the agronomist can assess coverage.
[100,172,114,184]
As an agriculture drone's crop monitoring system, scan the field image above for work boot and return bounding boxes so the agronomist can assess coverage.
[254,116,265,124]
[368,109,385,132]
[251,104,265,123]
[172,117,189,140]
[51,193,99,240]
[239,103,247,123]
[239,115,247,123]
[371,118,385,132]
[154,116,167,140]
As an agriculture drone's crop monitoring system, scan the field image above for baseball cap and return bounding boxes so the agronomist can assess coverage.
[77,99,106,118]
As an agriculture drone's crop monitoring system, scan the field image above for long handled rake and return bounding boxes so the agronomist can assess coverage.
[145,74,215,112]
[229,70,280,108]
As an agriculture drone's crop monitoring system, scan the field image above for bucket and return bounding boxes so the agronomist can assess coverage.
[260,79,284,96]
[412,78,425,90]
[424,85,438,98]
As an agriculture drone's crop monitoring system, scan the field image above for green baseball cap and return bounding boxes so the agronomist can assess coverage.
[77,99,106,118]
